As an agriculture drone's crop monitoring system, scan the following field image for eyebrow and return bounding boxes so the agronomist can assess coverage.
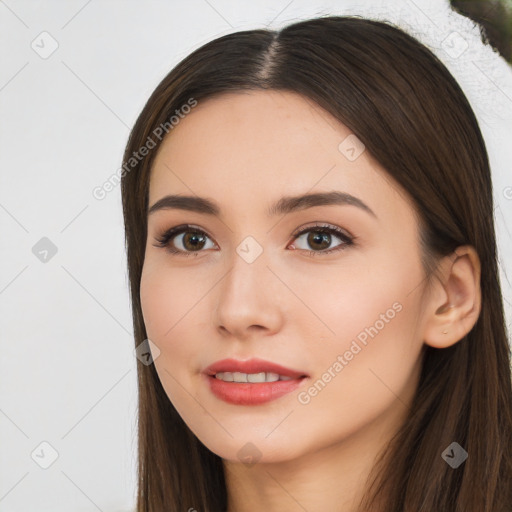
[147,191,376,218]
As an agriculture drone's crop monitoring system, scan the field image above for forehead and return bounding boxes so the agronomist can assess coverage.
[148,90,411,221]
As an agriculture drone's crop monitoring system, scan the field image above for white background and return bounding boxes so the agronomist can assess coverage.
[1,1,511,510]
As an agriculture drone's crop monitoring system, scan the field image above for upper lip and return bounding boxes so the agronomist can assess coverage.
[203,358,308,378]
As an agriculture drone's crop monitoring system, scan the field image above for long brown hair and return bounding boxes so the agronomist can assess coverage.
[120,15,512,511]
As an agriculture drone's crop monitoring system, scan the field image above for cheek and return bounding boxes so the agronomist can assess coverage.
[140,260,198,341]
[301,247,421,345]
[140,267,171,341]
[139,263,200,407]
[139,264,192,390]
[297,255,425,424]
[139,258,215,382]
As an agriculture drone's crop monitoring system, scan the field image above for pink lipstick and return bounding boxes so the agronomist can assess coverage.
[202,357,309,405]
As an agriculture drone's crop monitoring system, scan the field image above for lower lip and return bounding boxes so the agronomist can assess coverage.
[204,374,307,405]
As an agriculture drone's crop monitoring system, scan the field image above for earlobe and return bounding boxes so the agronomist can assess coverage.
[423,246,482,349]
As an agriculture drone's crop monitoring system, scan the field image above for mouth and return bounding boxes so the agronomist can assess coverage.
[202,358,309,405]
[203,357,308,379]
[212,371,301,382]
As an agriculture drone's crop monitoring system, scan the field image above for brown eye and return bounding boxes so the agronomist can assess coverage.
[153,225,216,256]
[289,224,354,256]
[180,231,208,251]
[154,223,354,258]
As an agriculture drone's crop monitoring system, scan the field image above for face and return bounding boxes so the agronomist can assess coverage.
[140,90,429,464]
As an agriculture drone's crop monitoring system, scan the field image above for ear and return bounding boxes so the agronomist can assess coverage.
[423,245,481,349]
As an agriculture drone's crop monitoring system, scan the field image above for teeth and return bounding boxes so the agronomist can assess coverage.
[215,372,294,383]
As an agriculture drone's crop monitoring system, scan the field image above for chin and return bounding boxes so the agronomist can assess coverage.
[195,433,305,465]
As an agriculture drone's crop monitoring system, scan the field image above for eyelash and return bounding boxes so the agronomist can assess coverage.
[152,222,355,258]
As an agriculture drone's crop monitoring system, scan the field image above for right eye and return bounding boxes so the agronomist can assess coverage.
[153,224,217,257]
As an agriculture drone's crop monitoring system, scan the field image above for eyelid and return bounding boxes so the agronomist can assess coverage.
[290,221,353,240]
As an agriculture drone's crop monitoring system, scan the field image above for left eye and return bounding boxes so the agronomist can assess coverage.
[290,225,353,254]
[153,223,354,257]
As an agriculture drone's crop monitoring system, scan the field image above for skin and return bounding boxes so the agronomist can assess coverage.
[139,90,481,512]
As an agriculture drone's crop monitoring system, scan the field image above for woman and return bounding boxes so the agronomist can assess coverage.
[121,15,512,512]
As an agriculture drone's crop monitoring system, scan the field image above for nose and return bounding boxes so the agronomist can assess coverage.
[212,249,284,342]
